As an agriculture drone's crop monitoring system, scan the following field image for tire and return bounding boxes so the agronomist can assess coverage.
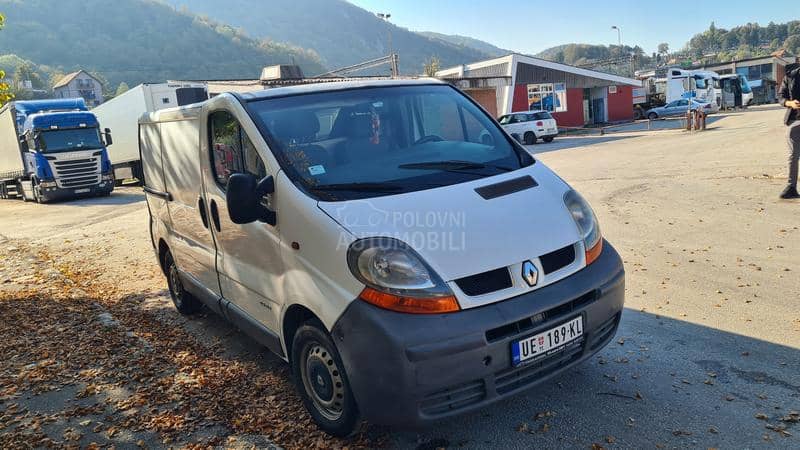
[32,178,46,204]
[18,182,30,202]
[291,321,360,437]
[523,132,537,145]
[543,136,554,143]
[164,252,201,315]
[647,112,658,120]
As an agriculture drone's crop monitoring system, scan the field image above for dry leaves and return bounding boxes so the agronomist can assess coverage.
[0,240,382,449]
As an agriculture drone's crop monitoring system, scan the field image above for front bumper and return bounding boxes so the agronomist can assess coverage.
[39,181,114,202]
[331,240,624,428]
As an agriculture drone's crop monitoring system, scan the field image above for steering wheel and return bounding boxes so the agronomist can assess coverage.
[413,135,444,145]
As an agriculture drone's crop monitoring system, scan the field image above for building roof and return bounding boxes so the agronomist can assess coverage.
[698,53,797,69]
[52,70,99,89]
[437,53,641,87]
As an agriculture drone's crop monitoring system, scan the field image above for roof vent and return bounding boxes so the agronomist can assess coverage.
[260,65,305,81]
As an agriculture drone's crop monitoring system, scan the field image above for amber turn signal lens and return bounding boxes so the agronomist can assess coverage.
[585,239,603,265]
[359,287,460,314]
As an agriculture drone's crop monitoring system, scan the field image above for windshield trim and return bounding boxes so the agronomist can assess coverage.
[238,84,535,201]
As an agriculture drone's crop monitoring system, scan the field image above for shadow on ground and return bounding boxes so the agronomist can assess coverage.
[526,135,638,155]
[390,309,800,449]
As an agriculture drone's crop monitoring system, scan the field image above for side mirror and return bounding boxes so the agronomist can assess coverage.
[103,128,113,146]
[226,173,277,226]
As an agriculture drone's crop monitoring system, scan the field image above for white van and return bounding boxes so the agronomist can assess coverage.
[140,79,625,436]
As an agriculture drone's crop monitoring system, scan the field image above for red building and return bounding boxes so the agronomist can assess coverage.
[437,54,641,128]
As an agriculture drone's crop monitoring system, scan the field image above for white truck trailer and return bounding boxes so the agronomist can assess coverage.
[92,82,207,183]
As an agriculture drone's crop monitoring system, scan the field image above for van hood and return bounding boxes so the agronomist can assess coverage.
[318,163,582,282]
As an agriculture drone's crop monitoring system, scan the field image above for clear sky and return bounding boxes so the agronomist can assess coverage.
[348,0,797,55]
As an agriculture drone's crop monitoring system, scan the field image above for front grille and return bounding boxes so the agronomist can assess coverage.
[455,267,512,296]
[540,244,576,274]
[495,343,583,394]
[50,157,101,188]
[420,379,486,415]
[485,290,596,343]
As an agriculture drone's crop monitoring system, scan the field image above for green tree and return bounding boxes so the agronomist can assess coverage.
[785,35,800,55]
[115,82,130,96]
[657,42,669,56]
[0,13,13,106]
[11,62,48,100]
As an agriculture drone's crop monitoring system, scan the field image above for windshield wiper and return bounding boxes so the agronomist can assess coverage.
[310,182,407,192]
[398,160,513,172]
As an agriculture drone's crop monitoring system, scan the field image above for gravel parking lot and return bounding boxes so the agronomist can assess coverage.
[1,105,798,449]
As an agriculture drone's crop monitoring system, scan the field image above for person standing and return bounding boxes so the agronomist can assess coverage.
[779,62,800,199]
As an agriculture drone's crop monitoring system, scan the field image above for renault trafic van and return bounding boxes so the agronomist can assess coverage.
[139,79,625,436]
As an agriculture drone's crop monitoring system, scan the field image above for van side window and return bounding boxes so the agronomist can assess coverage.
[209,111,266,188]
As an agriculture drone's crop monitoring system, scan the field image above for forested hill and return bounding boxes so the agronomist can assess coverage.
[535,21,800,72]
[0,0,324,89]
[417,32,510,58]
[685,21,800,61]
[162,0,492,74]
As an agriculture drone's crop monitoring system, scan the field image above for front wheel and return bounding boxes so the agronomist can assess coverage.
[18,182,31,202]
[164,252,201,315]
[292,321,360,437]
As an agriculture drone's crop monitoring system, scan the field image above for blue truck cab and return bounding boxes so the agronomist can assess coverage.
[0,98,114,202]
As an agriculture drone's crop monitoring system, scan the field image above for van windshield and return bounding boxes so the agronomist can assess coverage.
[247,84,532,201]
[38,128,103,153]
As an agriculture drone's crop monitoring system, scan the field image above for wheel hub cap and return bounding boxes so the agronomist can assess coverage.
[302,344,345,421]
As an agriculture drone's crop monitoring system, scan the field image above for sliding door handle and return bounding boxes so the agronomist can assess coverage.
[209,199,221,232]
[198,197,209,229]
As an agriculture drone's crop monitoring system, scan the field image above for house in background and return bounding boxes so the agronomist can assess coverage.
[53,70,104,106]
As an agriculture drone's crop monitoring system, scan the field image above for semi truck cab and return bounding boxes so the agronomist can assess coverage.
[0,99,114,203]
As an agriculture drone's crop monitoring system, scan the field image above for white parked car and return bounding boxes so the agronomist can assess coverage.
[140,79,624,436]
[498,110,558,145]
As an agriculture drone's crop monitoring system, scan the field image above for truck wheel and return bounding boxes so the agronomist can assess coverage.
[18,182,30,202]
[32,179,45,204]
[164,252,201,315]
[523,132,537,145]
[292,321,360,437]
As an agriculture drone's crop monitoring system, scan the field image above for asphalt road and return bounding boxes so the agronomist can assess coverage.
[0,105,798,449]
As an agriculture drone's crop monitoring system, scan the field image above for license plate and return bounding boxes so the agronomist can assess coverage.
[547,128,556,133]
[75,188,90,194]
[512,316,583,366]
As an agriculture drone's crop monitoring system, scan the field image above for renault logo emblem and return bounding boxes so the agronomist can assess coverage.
[522,260,539,287]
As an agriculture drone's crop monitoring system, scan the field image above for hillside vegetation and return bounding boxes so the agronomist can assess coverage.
[418,31,510,58]
[162,0,491,74]
[685,21,800,61]
[0,0,324,89]
[535,21,800,75]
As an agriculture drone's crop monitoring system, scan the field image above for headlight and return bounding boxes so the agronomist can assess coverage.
[564,190,603,265]
[347,237,460,314]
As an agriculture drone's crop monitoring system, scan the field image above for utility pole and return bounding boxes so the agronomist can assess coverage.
[376,13,398,77]
[611,25,621,47]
